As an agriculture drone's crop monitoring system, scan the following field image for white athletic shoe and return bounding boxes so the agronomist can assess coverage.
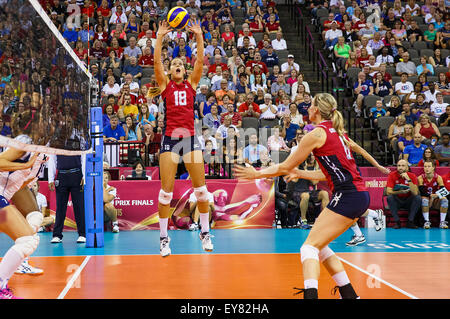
[77,236,86,243]
[439,221,448,229]
[38,227,45,233]
[345,235,366,246]
[15,259,44,276]
[112,223,120,233]
[373,209,384,231]
[51,237,62,243]
[423,221,431,229]
[160,237,171,257]
[199,232,214,252]
[188,223,199,231]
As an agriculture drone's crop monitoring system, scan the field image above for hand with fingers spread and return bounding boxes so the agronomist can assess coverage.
[284,167,303,183]
[156,20,173,39]
[233,164,258,180]
[186,18,202,36]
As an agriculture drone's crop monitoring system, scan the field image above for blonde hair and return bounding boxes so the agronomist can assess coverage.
[313,93,346,137]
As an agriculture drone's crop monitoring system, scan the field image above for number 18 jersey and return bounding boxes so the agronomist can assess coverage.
[312,120,367,194]
[161,80,196,138]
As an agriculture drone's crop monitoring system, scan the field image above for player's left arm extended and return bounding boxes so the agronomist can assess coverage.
[187,19,204,90]
[347,137,389,174]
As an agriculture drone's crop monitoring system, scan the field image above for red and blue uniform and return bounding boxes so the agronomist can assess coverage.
[420,172,440,196]
[313,120,370,219]
[160,80,201,155]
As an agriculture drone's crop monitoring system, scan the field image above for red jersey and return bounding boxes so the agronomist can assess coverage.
[443,172,450,190]
[161,80,196,137]
[420,172,441,196]
[387,171,418,199]
[313,120,367,193]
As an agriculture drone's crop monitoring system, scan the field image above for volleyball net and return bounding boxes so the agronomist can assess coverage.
[0,0,93,155]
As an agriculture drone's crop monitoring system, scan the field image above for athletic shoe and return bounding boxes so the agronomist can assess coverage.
[15,259,44,276]
[160,237,171,257]
[112,223,119,233]
[373,209,384,231]
[77,236,86,243]
[299,222,312,230]
[345,235,366,246]
[0,287,21,299]
[293,287,318,299]
[38,227,45,233]
[439,221,448,229]
[188,223,199,231]
[199,232,214,252]
[51,237,62,243]
[406,221,418,229]
[423,221,431,229]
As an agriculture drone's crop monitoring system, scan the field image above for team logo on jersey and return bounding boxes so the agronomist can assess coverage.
[329,128,336,133]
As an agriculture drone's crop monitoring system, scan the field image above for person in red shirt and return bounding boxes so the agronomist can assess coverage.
[220,102,242,128]
[96,0,111,18]
[418,160,448,229]
[208,55,229,74]
[245,52,269,76]
[81,0,96,18]
[386,159,421,229]
[265,13,281,34]
[103,94,120,113]
[139,46,154,68]
[238,93,261,118]
[141,123,161,165]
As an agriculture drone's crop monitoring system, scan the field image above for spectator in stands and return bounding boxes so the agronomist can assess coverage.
[405,82,424,104]
[120,73,140,99]
[122,57,143,81]
[424,23,438,47]
[344,51,358,72]
[130,160,149,180]
[370,99,387,126]
[386,159,421,229]
[215,80,237,105]
[259,93,277,120]
[243,133,268,167]
[395,73,414,97]
[223,135,244,165]
[139,46,155,68]
[104,114,126,142]
[435,21,450,50]
[29,182,54,232]
[203,104,222,135]
[353,71,374,116]
[271,73,290,96]
[438,105,450,126]
[403,133,428,166]
[110,4,128,25]
[118,94,139,121]
[198,126,218,151]
[434,133,450,166]
[102,76,121,98]
[103,104,116,128]
[221,102,242,128]
[430,92,449,118]
[262,45,279,68]
[401,102,419,126]
[324,20,342,51]
[199,93,216,118]
[373,71,394,97]
[281,114,300,143]
[411,93,430,116]
[418,147,440,167]
[267,125,290,152]
[292,73,310,95]
[137,103,156,128]
[215,115,238,141]
[388,114,407,149]
[376,47,394,66]
[124,36,142,61]
[103,171,119,233]
[418,160,448,229]
[435,72,449,95]
[396,52,417,77]
[417,56,435,77]
[397,124,415,156]
[407,20,423,45]
[123,115,142,141]
[333,36,351,76]
[271,31,287,51]
[415,114,441,143]
[356,47,371,68]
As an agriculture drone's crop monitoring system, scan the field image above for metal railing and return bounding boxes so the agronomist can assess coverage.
[103,141,160,167]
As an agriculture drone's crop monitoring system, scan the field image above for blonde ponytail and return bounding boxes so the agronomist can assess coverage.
[314,92,346,137]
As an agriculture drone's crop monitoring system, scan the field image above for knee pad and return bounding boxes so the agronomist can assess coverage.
[194,185,209,202]
[422,197,429,207]
[300,244,319,263]
[26,211,43,233]
[159,189,173,206]
[318,245,335,263]
[441,198,448,208]
[12,235,39,259]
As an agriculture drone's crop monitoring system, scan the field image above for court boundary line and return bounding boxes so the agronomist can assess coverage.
[336,255,419,299]
[57,256,91,299]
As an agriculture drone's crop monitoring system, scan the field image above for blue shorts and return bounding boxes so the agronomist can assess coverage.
[327,191,370,219]
[160,135,202,156]
[0,195,10,209]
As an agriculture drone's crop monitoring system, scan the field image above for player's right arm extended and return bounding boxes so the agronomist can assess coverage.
[0,148,38,171]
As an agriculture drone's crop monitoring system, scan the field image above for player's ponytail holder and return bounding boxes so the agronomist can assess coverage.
[331,107,337,113]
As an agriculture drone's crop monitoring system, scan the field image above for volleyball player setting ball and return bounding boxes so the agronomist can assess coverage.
[234,93,390,299]
[148,16,213,257]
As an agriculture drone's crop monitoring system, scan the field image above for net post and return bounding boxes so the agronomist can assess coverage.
[85,107,104,248]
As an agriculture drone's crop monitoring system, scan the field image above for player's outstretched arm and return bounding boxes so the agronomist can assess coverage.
[187,19,204,90]
[0,149,38,171]
[153,21,173,90]
[347,137,390,175]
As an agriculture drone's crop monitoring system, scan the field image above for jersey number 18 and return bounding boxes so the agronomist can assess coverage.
[174,91,187,106]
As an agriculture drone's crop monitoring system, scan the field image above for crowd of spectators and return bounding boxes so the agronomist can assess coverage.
[308,0,449,167]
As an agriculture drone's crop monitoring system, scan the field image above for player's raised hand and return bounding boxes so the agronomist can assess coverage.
[233,164,258,180]
[157,20,173,38]
[187,19,202,35]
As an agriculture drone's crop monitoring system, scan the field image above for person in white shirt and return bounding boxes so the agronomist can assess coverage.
[30,182,54,232]
[367,55,381,77]
[237,27,256,48]
[281,54,300,75]
[376,46,394,65]
[109,5,127,25]
[259,94,278,119]
[103,171,119,233]
[102,76,121,97]
[394,73,414,96]
[430,93,448,117]
[198,127,218,150]
[424,87,440,104]
[271,31,287,51]
[360,36,373,55]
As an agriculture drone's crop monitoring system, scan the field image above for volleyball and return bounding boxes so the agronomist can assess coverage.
[167,6,190,29]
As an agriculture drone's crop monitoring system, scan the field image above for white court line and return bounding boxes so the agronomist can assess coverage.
[57,256,91,299]
[337,255,419,299]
